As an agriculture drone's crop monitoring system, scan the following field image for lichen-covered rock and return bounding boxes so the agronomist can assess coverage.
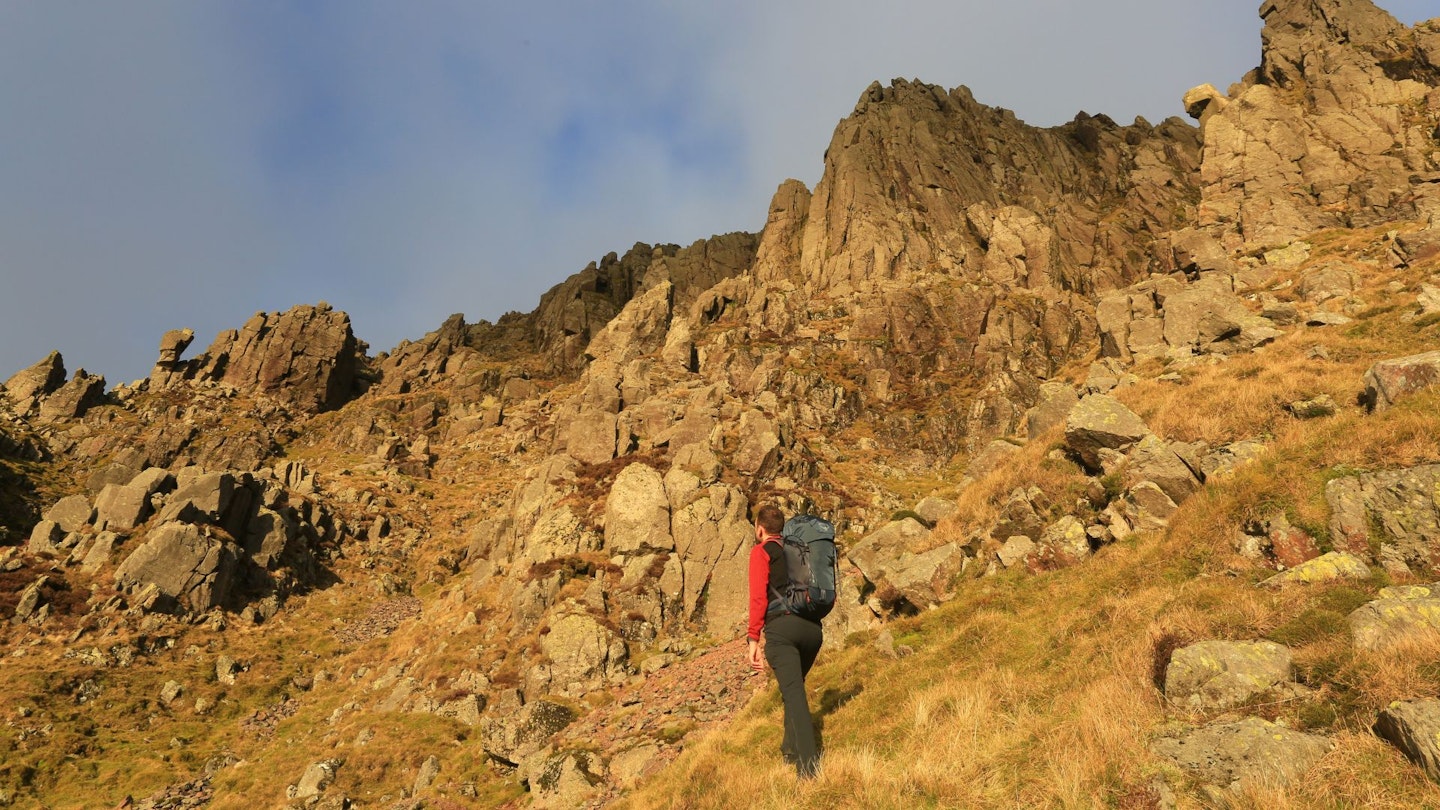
[849,518,966,610]
[525,749,606,809]
[997,535,1036,569]
[537,612,629,698]
[1297,261,1360,303]
[27,520,63,556]
[1124,435,1202,505]
[732,408,780,476]
[1151,717,1332,793]
[79,531,119,573]
[668,483,750,630]
[1023,382,1079,439]
[966,439,1021,480]
[1325,464,1440,570]
[1200,439,1268,480]
[1374,699,1440,781]
[1064,394,1149,470]
[1261,552,1371,587]
[521,507,602,565]
[292,760,339,800]
[1164,640,1296,711]
[1124,481,1180,531]
[481,696,577,765]
[1349,596,1440,651]
[603,463,671,556]
[913,496,958,526]
[1040,515,1090,564]
[1287,394,1338,419]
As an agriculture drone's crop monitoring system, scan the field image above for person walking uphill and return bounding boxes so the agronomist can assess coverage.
[747,504,823,779]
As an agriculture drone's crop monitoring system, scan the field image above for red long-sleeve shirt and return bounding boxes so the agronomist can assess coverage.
[747,538,786,640]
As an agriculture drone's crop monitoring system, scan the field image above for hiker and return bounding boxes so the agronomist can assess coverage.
[747,503,824,779]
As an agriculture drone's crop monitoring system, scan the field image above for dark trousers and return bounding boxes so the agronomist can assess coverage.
[763,613,823,777]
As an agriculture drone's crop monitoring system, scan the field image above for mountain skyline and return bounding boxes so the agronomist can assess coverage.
[2,0,1435,384]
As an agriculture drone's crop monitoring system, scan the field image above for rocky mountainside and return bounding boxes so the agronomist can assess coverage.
[3,0,1440,807]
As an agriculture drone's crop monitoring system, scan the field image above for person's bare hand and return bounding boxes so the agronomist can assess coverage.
[747,639,765,672]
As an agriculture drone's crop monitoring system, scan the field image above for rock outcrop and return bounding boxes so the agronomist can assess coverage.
[153,303,364,413]
[1194,0,1440,249]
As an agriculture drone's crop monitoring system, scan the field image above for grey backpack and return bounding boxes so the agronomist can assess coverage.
[767,514,838,622]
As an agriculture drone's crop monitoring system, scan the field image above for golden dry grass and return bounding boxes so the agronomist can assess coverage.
[621,255,1440,807]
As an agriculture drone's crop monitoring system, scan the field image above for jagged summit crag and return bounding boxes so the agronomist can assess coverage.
[3,0,1440,806]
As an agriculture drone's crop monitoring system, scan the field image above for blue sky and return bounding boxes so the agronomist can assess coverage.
[1,1,1435,384]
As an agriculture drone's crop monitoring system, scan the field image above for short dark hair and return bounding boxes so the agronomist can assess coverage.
[756,504,784,535]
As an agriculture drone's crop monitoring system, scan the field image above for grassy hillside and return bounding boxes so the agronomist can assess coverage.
[617,229,1440,809]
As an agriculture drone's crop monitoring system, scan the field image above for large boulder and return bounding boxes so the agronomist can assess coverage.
[93,483,152,532]
[536,612,628,698]
[27,520,63,556]
[603,463,671,555]
[481,695,577,766]
[732,409,780,476]
[521,507,602,565]
[157,471,251,539]
[667,483,750,630]
[1024,382,1079,439]
[525,750,606,810]
[1261,552,1371,587]
[1362,351,1440,411]
[1163,640,1296,711]
[848,519,966,610]
[45,495,94,534]
[1064,394,1150,471]
[1159,281,1282,354]
[114,521,238,612]
[37,370,106,421]
[1124,435,1202,505]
